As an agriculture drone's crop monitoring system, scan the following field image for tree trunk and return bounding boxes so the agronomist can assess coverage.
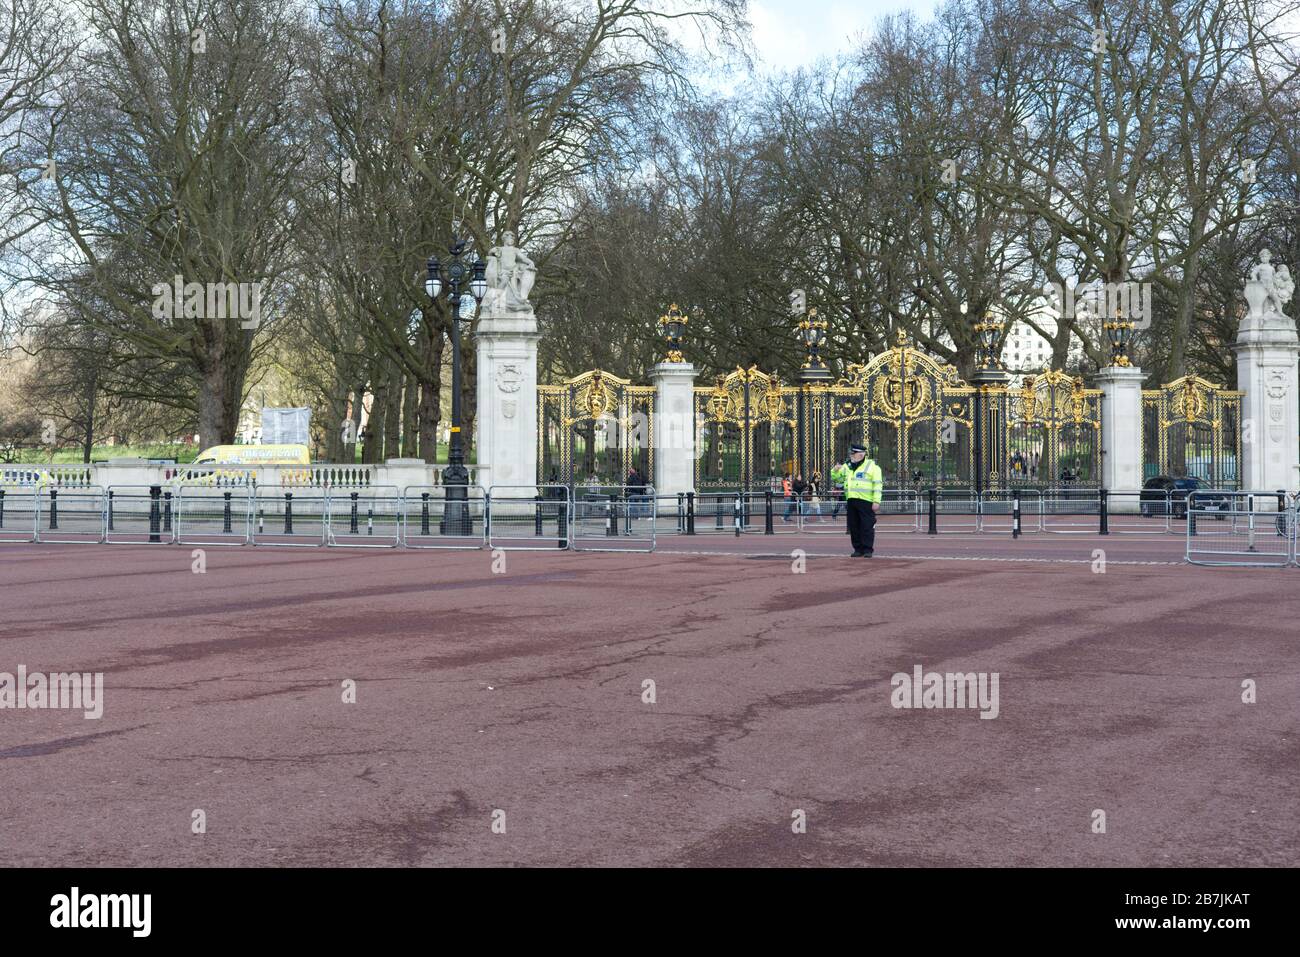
[196,361,243,447]
[402,372,419,457]
[382,363,402,461]
[418,332,445,462]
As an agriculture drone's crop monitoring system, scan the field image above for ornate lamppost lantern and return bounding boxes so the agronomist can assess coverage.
[973,312,1005,370]
[797,307,833,383]
[658,303,688,362]
[1103,303,1134,367]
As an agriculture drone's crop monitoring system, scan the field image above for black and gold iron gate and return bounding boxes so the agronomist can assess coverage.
[538,370,655,488]
[1001,371,1103,486]
[1142,375,1242,487]
[694,367,796,491]
[798,334,976,490]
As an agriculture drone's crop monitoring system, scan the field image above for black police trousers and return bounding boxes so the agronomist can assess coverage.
[846,498,877,553]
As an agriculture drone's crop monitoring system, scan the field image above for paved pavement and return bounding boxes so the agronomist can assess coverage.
[1,541,1296,866]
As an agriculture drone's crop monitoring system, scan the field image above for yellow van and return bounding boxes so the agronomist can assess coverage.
[184,444,311,487]
[193,444,310,465]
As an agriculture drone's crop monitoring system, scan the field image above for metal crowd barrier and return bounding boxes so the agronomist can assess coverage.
[977,490,1042,534]
[1106,488,1173,534]
[796,489,921,534]
[327,485,402,548]
[252,487,327,546]
[1041,487,1104,533]
[1186,491,1295,567]
[37,486,108,544]
[487,484,571,550]
[402,485,488,549]
[929,489,981,533]
[104,485,177,544]
[175,486,253,546]
[0,485,39,543]
[571,485,657,552]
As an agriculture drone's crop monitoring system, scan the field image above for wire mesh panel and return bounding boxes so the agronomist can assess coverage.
[1041,488,1103,534]
[571,486,657,552]
[402,485,488,549]
[104,486,177,544]
[1107,489,1173,534]
[1186,492,1294,567]
[0,485,39,543]
[487,485,571,550]
[978,489,1042,534]
[251,487,327,546]
[688,491,744,533]
[37,486,107,543]
[175,487,252,546]
[327,486,402,548]
[648,494,690,536]
[932,489,980,533]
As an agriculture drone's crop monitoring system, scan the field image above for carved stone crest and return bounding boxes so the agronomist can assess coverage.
[1266,368,1288,400]
[497,362,522,393]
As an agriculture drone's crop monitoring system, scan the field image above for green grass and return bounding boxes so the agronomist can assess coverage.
[7,441,468,465]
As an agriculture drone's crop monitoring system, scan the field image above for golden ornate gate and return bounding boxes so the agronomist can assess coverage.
[538,370,655,488]
[1142,375,1242,487]
[1004,371,1103,486]
[694,367,797,491]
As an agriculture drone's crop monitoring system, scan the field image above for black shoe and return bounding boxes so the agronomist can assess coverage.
[862,550,874,558]
[851,550,865,557]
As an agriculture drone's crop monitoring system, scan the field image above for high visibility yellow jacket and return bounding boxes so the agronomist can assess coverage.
[830,458,883,503]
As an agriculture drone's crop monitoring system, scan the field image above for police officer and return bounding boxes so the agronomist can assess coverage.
[830,443,883,557]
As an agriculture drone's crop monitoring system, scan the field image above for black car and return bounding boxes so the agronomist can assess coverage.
[1140,475,1230,520]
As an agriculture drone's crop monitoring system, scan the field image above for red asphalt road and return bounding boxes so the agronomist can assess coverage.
[1,539,1297,867]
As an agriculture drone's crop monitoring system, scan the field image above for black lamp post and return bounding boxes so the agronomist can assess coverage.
[798,307,833,382]
[426,236,487,529]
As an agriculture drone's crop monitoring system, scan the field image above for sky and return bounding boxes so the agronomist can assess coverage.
[747,0,942,71]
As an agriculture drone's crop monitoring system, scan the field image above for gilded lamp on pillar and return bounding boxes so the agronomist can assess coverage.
[798,307,833,382]
[658,303,688,362]
[1103,304,1133,367]
[973,312,1004,369]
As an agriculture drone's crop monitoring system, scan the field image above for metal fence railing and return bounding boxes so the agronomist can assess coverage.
[37,486,108,544]
[252,487,327,547]
[1186,491,1295,567]
[326,486,402,548]
[104,486,177,545]
[486,485,571,550]
[401,485,488,549]
[571,486,657,552]
[175,487,253,546]
[0,486,39,542]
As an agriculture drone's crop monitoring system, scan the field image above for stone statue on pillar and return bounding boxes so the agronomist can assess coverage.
[476,233,540,491]
[1242,249,1295,329]
[483,233,537,317]
[1234,249,1300,493]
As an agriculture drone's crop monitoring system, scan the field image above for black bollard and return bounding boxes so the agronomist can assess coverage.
[350,491,359,534]
[535,495,544,536]
[162,491,173,533]
[223,491,233,533]
[765,489,774,534]
[0,488,5,528]
[1012,491,1021,539]
[733,493,741,537]
[48,489,58,531]
[686,491,695,535]
[715,495,723,530]
[421,492,430,535]
[677,492,685,533]
[927,487,938,535]
[557,499,568,548]
[1099,488,1109,535]
[148,485,162,543]
[107,490,113,531]
[283,492,294,534]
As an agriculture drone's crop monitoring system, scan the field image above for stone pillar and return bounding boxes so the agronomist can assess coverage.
[1233,250,1300,494]
[474,303,541,494]
[1093,366,1146,492]
[651,361,696,496]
